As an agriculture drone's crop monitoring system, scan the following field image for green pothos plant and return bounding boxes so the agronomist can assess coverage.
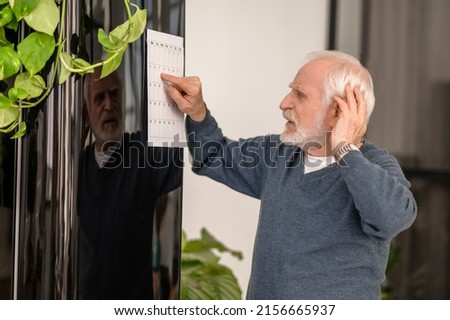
[0,0,147,138]
[181,228,243,300]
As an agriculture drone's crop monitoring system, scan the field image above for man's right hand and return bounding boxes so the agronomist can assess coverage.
[161,73,207,122]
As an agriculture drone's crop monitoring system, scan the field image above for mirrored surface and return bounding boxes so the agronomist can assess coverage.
[77,0,185,299]
[0,133,14,299]
[7,0,184,300]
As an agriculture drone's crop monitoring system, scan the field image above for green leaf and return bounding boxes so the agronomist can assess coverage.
[24,0,59,35]
[14,72,45,99]
[97,28,117,50]
[9,0,39,21]
[72,58,93,75]
[0,93,11,108]
[30,73,45,88]
[0,105,19,129]
[0,46,21,80]
[182,250,220,265]
[183,228,243,260]
[8,87,28,101]
[108,9,147,46]
[127,9,147,43]
[4,9,17,30]
[181,228,243,300]
[58,51,72,84]
[0,27,12,46]
[17,31,55,76]
[0,0,11,5]
[100,47,125,79]
[180,263,242,300]
[1,5,13,27]
[200,228,243,260]
[11,120,26,138]
[108,21,129,46]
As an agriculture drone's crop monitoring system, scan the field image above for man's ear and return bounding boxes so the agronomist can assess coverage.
[331,101,339,118]
[326,102,339,129]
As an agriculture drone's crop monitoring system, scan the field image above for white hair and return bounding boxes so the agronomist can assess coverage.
[302,50,375,123]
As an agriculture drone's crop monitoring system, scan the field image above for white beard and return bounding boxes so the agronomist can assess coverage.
[91,123,123,149]
[280,110,326,149]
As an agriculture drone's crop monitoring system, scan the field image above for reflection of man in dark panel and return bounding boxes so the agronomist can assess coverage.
[77,68,182,299]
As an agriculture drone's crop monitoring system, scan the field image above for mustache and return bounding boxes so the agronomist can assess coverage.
[101,113,119,123]
[283,110,297,123]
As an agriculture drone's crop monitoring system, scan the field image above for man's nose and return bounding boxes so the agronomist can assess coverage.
[279,93,292,110]
[103,94,114,111]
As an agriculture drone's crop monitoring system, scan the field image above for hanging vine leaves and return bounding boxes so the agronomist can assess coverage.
[108,8,147,45]
[0,93,11,108]
[8,87,27,101]
[100,48,126,79]
[17,32,55,76]
[3,7,18,30]
[14,72,45,99]
[0,28,10,45]
[58,52,72,85]
[0,46,21,80]
[0,5,13,27]
[10,120,26,138]
[0,28,10,46]
[0,0,147,137]
[96,7,147,78]
[0,105,19,130]
[72,58,93,76]
[9,0,39,21]
[24,0,59,35]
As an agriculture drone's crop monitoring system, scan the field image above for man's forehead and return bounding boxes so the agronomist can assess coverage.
[91,79,120,93]
[92,80,120,89]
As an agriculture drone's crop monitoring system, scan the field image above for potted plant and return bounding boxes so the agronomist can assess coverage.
[181,228,243,300]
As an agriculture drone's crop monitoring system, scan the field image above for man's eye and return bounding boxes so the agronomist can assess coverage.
[109,90,119,100]
[296,91,305,99]
[95,93,104,103]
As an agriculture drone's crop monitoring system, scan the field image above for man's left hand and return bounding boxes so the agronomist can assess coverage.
[331,85,367,151]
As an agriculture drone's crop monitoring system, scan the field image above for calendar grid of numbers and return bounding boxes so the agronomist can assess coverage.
[146,29,185,147]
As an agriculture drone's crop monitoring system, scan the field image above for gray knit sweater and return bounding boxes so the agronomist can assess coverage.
[186,110,417,300]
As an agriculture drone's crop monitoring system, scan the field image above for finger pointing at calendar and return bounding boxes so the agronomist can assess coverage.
[161,73,207,122]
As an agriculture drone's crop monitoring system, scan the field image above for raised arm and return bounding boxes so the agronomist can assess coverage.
[161,73,268,199]
[332,86,417,239]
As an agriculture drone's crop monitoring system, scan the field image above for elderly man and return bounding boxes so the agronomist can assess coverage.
[77,68,182,299]
[161,50,417,299]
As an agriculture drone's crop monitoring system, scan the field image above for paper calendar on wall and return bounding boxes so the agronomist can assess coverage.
[146,29,185,147]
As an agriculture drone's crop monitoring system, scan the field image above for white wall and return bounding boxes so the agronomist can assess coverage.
[183,0,329,297]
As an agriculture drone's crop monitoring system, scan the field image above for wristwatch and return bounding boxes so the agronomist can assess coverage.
[334,143,359,161]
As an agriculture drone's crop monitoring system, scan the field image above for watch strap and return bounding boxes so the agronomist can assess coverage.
[334,143,359,161]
